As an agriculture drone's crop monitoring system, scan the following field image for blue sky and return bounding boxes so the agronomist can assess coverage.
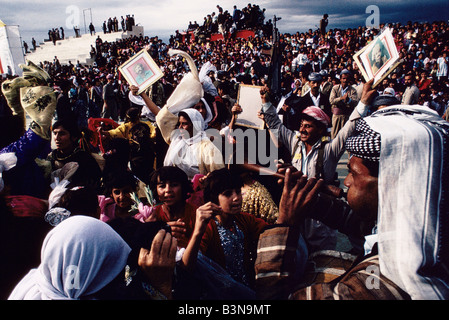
[1,0,448,44]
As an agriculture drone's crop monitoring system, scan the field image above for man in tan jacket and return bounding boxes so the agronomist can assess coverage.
[329,69,359,139]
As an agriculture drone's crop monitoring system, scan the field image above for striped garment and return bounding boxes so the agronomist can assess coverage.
[254,226,410,300]
[366,105,449,299]
[254,225,301,300]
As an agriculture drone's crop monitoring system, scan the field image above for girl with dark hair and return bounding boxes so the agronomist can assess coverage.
[146,166,196,248]
[99,170,139,223]
[184,168,268,289]
[149,167,258,300]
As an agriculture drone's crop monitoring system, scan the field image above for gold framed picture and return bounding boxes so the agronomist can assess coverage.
[354,28,400,88]
[118,49,164,94]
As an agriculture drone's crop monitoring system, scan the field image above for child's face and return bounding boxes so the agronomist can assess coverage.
[157,180,183,206]
[218,188,242,215]
[112,186,134,209]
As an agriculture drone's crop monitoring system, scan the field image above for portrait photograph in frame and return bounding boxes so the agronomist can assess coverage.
[354,28,400,88]
[118,49,164,94]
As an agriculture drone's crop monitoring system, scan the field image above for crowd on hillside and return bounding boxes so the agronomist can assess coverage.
[1,3,449,301]
[185,3,271,39]
[16,13,449,129]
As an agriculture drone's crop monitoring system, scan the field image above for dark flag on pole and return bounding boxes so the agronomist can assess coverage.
[268,16,282,105]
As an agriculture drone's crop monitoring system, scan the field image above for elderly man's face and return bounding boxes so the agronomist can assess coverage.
[372,44,382,63]
[134,64,144,74]
[344,156,378,223]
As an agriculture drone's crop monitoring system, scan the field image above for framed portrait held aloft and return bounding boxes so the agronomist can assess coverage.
[235,84,265,129]
[353,28,401,88]
[118,49,164,94]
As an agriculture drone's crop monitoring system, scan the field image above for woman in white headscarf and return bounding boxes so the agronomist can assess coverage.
[199,61,218,97]
[126,50,224,179]
[8,216,131,300]
[163,108,224,179]
[195,98,214,129]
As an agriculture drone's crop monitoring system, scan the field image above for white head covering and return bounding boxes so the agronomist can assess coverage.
[163,108,207,178]
[199,61,218,97]
[8,216,131,300]
[382,87,396,96]
[199,97,213,128]
[363,105,449,300]
[179,108,205,135]
[0,152,17,192]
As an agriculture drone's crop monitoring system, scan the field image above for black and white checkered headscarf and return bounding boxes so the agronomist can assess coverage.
[345,118,381,161]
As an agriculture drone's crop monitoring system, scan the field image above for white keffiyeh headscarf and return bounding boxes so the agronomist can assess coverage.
[8,216,131,300]
[361,104,449,300]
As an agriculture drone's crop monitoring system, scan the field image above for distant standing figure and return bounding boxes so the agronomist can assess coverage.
[102,74,119,121]
[320,14,328,36]
[121,16,125,32]
[329,69,359,138]
[23,41,28,54]
[89,22,96,36]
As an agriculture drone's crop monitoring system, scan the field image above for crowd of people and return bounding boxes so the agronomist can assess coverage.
[24,14,136,53]
[1,3,449,301]
[47,27,65,45]
[102,15,136,35]
[185,3,271,39]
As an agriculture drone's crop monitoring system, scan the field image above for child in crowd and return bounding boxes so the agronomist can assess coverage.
[146,166,196,248]
[99,170,139,222]
[183,168,268,289]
